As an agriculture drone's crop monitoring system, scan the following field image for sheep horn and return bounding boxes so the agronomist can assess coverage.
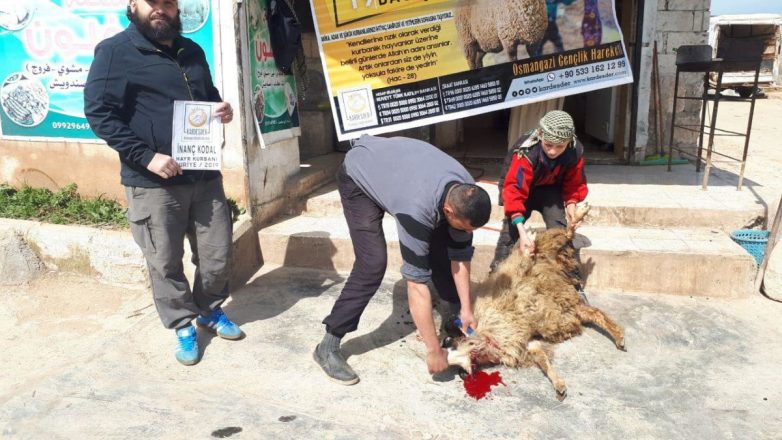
[566,202,590,239]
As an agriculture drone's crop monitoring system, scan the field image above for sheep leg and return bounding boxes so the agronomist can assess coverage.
[471,45,485,69]
[527,340,567,401]
[505,41,519,62]
[576,304,626,351]
[525,40,543,58]
[475,50,485,69]
[463,42,484,70]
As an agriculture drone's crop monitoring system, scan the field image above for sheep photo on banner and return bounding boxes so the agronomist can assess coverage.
[308,0,633,141]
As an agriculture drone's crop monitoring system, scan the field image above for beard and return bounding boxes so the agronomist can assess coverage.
[127,7,182,43]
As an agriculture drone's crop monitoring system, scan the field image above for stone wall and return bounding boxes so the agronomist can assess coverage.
[636,0,711,161]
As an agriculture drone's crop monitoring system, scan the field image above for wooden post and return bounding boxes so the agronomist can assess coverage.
[757,194,782,299]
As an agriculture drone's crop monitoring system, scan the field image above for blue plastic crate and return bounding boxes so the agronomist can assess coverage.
[730,229,769,266]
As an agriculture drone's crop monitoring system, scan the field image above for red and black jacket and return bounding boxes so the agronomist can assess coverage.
[499,133,588,223]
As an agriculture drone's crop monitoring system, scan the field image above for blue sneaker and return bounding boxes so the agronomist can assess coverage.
[175,325,199,366]
[196,308,244,340]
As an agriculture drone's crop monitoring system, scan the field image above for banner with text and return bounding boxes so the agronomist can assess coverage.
[0,0,217,140]
[309,0,633,141]
[247,0,300,144]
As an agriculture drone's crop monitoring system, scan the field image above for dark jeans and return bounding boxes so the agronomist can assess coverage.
[491,185,566,270]
[322,165,459,337]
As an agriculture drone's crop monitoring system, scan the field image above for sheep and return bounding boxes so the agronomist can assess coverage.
[445,204,625,400]
[454,0,548,70]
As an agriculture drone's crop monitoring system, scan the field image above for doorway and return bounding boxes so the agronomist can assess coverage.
[564,86,625,164]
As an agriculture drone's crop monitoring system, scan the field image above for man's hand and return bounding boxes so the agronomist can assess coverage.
[147,153,182,179]
[566,203,582,230]
[426,348,449,374]
[214,102,234,124]
[459,308,477,334]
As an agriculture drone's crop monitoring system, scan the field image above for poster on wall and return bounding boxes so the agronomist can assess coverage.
[309,0,633,141]
[0,0,217,141]
[246,0,300,145]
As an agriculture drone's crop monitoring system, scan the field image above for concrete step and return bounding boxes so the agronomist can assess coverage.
[256,152,344,226]
[288,182,764,231]
[258,215,757,298]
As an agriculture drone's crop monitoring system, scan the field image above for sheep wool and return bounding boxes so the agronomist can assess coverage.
[446,204,625,400]
[454,0,548,70]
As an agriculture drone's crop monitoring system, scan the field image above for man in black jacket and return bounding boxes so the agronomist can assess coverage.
[84,0,242,366]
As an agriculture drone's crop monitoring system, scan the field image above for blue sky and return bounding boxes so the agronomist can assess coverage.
[711,0,782,16]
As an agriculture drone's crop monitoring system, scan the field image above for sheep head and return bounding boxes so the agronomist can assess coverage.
[445,335,503,375]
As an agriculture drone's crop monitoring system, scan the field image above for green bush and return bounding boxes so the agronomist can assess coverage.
[227,197,246,222]
[0,183,245,227]
[0,183,127,228]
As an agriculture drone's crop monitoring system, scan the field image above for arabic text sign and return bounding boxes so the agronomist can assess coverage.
[310,0,633,141]
[0,0,216,140]
[247,0,299,137]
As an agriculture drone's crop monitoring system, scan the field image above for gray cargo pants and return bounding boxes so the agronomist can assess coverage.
[125,177,233,329]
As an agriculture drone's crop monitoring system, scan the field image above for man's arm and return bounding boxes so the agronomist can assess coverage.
[194,44,223,103]
[85,43,183,179]
[396,216,450,374]
[445,227,477,331]
[451,260,476,332]
[84,43,155,168]
[193,47,233,125]
[407,280,449,374]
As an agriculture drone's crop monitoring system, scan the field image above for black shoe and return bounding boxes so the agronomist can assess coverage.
[313,344,359,385]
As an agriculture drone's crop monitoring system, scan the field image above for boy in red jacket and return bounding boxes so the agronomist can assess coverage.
[491,110,588,268]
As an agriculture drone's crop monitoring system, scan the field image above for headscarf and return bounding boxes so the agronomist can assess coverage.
[538,110,575,144]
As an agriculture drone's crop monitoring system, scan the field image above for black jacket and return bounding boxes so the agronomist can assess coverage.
[84,23,222,187]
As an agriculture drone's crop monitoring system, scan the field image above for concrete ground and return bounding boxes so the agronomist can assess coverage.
[2,268,782,439]
[3,96,782,439]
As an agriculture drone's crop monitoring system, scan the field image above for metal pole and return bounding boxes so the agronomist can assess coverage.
[702,67,723,190]
[738,61,761,191]
[667,68,680,171]
[695,71,709,173]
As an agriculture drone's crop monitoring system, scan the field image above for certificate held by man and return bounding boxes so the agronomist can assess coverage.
[172,101,224,170]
